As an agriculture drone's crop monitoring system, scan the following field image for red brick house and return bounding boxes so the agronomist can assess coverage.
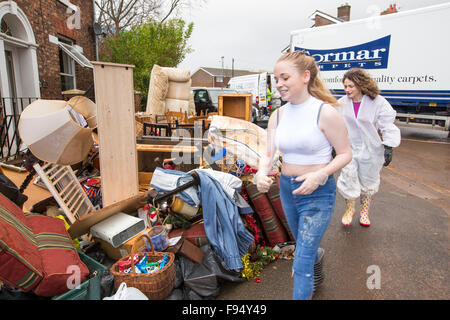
[0,0,97,160]
[191,67,261,88]
[309,4,350,27]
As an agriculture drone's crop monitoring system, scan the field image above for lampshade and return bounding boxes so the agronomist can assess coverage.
[18,96,97,165]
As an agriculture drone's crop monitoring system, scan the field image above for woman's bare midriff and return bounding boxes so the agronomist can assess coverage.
[281,162,328,177]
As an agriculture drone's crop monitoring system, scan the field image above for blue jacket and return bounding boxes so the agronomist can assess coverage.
[196,170,254,270]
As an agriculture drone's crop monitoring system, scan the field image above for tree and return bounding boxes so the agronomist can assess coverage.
[95,0,204,37]
[100,18,194,102]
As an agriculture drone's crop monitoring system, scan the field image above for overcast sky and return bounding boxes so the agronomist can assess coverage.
[178,0,449,73]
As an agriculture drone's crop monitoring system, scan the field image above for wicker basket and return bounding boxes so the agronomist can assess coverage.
[109,234,176,300]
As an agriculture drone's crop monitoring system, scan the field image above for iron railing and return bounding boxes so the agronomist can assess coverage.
[0,97,38,162]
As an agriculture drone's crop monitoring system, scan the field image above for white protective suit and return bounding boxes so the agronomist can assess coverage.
[337,94,401,199]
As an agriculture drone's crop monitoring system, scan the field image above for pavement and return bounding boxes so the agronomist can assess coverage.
[217,124,450,300]
[2,123,447,300]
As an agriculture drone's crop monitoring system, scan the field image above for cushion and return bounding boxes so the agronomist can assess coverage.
[267,182,295,241]
[244,182,288,247]
[166,80,192,101]
[0,193,43,292]
[26,214,89,297]
[161,66,191,82]
[146,65,169,115]
[165,99,190,113]
[169,223,209,247]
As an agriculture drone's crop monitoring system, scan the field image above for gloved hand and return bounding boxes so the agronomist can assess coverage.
[253,172,273,193]
[293,170,328,195]
[384,146,393,166]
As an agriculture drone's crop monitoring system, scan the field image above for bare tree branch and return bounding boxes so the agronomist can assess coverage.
[160,0,181,23]
[95,0,207,37]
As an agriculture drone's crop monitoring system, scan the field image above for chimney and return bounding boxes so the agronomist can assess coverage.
[337,3,351,21]
[380,3,398,15]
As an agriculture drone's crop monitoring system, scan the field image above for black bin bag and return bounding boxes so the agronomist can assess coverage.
[0,171,28,209]
[178,245,244,299]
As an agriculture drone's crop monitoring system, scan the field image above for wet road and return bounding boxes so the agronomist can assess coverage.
[218,124,449,300]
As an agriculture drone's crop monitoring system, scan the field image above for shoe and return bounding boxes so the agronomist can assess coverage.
[341,199,356,226]
[359,194,372,227]
[313,248,325,291]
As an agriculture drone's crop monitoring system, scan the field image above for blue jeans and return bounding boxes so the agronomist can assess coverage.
[279,173,336,300]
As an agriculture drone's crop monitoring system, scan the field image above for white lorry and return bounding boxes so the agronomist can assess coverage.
[226,72,281,122]
[290,3,450,131]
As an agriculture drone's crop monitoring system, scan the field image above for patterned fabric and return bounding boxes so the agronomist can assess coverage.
[240,186,265,246]
[244,181,288,247]
[26,214,90,297]
[267,181,295,241]
[243,214,265,246]
[359,194,372,226]
[0,193,43,292]
[341,199,356,226]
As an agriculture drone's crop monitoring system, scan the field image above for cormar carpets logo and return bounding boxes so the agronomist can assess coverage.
[295,35,391,71]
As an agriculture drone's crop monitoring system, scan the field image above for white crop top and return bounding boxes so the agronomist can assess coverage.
[274,96,332,165]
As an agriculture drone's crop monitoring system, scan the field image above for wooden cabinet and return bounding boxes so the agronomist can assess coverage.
[218,93,252,122]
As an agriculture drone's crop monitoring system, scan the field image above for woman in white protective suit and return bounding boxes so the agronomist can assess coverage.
[337,68,401,227]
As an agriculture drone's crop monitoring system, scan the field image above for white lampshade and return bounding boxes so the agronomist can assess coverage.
[18,97,97,165]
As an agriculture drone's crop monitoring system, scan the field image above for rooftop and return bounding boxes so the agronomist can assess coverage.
[198,67,262,77]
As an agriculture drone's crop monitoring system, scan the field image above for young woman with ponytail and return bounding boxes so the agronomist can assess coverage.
[254,51,352,300]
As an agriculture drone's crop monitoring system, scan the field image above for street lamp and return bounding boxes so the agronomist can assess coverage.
[221,56,224,88]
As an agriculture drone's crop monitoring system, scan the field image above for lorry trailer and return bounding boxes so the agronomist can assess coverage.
[290,3,450,131]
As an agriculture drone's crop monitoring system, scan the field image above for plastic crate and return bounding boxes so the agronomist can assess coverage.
[52,250,107,300]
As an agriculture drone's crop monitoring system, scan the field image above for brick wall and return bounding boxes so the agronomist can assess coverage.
[13,0,96,100]
[337,5,351,21]
[191,69,231,87]
[314,15,336,27]
[222,77,231,87]
[191,69,214,87]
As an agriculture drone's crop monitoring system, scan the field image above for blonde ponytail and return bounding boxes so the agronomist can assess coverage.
[277,51,339,107]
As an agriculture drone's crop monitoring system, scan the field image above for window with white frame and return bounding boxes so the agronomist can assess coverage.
[58,35,76,91]
[1,19,12,36]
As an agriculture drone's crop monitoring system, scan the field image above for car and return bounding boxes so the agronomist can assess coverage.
[191,87,239,116]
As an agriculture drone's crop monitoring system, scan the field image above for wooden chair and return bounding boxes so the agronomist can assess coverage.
[33,163,95,223]
[166,109,188,124]
[172,120,208,138]
[154,114,166,124]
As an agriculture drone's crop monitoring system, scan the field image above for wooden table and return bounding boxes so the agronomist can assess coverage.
[136,143,199,153]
